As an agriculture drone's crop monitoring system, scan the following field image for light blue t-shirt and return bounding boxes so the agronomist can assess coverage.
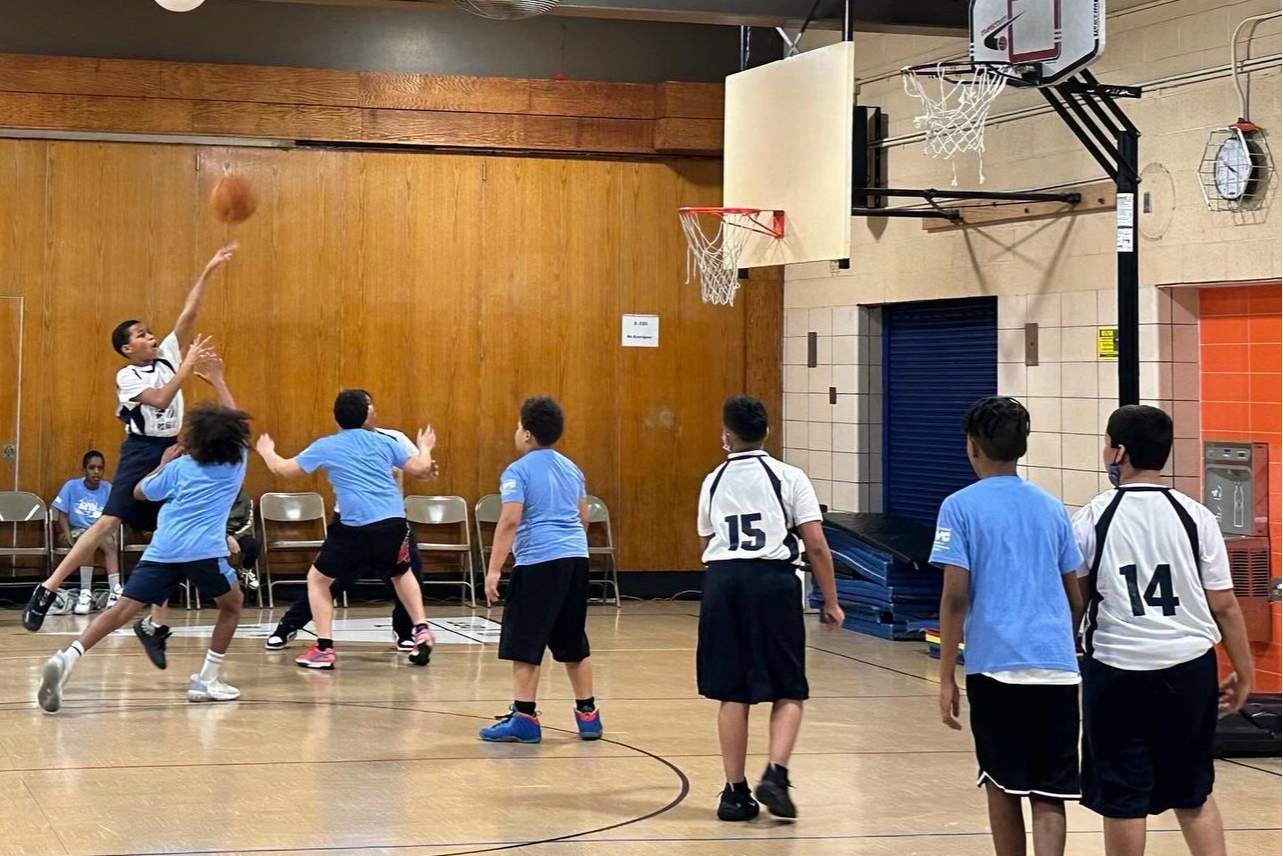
[929,475,1083,675]
[52,478,111,530]
[500,448,588,566]
[139,452,248,563]
[296,429,410,527]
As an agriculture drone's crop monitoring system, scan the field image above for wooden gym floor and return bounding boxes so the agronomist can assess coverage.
[1,601,1279,856]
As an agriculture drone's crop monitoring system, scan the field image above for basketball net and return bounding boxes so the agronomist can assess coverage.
[902,63,1009,185]
[678,208,783,306]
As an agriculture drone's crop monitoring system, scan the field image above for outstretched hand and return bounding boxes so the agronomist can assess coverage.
[181,334,217,370]
[417,425,437,455]
[195,351,225,385]
[255,434,276,458]
[160,443,185,466]
[205,241,238,273]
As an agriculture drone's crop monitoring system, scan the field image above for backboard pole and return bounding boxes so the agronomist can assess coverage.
[1117,129,1140,407]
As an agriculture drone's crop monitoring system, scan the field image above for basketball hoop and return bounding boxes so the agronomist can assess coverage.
[678,207,784,306]
[902,61,1029,185]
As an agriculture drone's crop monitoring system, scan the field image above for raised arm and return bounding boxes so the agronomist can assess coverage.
[130,334,215,411]
[132,443,185,501]
[194,351,236,409]
[174,242,237,347]
[254,434,305,479]
[400,426,437,479]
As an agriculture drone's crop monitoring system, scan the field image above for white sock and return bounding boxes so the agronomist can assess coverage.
[108,573,120,591]
[79,567,93,590]
[198,650,225,682]
[65,641,85,671]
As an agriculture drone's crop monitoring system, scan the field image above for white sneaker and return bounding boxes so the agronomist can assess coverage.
[106,584,122,609]
[187,674,241,703]
[38,651,70,713]
[73,589,93,615]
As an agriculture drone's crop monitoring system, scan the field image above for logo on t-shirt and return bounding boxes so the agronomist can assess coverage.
[75,497,104,523]
[501,479,517,493]
[933,527,953,549]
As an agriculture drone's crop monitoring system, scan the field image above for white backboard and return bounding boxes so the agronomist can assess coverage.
[970,0,1105,84]
[724,41,855,268]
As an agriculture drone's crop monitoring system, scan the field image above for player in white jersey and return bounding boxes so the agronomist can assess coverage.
[695,396,843,823]
[24,243,237,635]
[1072,405,1253,856]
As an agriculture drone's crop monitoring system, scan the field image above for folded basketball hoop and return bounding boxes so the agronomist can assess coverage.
[678,207,784,306]
[902,61,1024,184]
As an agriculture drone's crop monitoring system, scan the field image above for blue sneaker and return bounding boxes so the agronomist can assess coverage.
[479,707,542,743]
[575,707,603,740]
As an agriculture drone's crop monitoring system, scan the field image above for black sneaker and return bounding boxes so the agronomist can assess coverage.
[717,783,760,822]
[265,625,298,650]
[134,620,171,670]
[22,585,56,632]
[754,765,797,820]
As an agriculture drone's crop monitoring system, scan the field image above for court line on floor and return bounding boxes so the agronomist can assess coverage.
[9,698,692,856]
[1223,758,1283,777]
[806,645,936,684]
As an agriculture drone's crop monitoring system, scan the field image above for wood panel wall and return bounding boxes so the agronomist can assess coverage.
[0,54,724,156]
[0,139,782,572]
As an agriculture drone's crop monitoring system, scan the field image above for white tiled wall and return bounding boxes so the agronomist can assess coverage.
[998,287,1201,511]
[783,305,883,512]
[782,289,1200,515]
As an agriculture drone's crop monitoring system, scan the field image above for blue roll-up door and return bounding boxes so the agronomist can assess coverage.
[883,297,998,524]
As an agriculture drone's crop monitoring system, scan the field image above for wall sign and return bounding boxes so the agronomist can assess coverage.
[1097,326,1118,360]
[621,314,659,347]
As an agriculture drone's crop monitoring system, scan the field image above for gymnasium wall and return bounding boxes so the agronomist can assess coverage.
[0,139,774,574]
[784,0,1282,514]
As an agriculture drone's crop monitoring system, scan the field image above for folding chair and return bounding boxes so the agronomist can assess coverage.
[0,492,49,589]
[258,492,328,609]
[473,493,516,595]
[585,495,621,607]
[405,495,476,607]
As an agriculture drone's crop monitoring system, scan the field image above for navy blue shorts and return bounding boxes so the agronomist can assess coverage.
[102,434,176,531]
[697,560,809,704]
[1082,649,1218,818]
[121,558,237,606]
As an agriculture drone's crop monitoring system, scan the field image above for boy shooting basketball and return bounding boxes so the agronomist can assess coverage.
[38,390,251,713]
[479,396,602,744]
[1073,405,1254,856]
[931,396,1085,856]
[255,389,438,669]
[24,242,237,634]
[696,396,843,822]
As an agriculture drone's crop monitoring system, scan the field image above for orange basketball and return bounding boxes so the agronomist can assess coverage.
[210,174,257,224]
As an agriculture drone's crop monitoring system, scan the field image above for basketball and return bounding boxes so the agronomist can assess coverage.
[209,174,257,224]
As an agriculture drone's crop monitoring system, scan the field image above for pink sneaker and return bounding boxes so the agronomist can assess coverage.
[295,645,336,670]
[408,625,435,667]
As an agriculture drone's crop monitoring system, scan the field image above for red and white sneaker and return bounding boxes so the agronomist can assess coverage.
[295,645,336,670]
[407,625,435,667]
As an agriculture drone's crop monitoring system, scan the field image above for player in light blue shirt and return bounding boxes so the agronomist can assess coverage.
[929,397,1084,856]
[480,396,599,745]
[52,450,121,614]
[39,365,251,713]
[256,388,439,670]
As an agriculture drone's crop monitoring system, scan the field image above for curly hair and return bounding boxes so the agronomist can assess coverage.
[961,396,1030,462]
[520,397,565,447]
[183,402,252,465]
[722,395,769,444]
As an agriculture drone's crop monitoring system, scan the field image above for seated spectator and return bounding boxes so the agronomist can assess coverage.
[226,490,260,591]
[52,451,120,614]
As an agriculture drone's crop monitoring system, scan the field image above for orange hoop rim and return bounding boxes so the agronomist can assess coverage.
[678,207,785,239]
